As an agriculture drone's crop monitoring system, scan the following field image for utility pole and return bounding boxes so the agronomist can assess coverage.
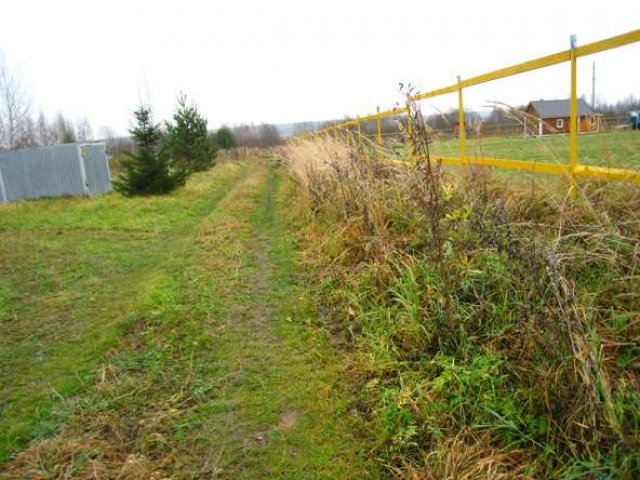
[591,61,596,110]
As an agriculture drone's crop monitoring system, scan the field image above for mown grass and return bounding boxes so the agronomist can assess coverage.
[281,128,640,479]
[0,162,251,461]
[378,130,640,172]
[427,130,640,170]
[1,160,380,478]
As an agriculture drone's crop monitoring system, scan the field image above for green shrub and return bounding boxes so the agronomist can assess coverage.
[114,105,186,196]
[211,125,237,150]
[163,94,216,172]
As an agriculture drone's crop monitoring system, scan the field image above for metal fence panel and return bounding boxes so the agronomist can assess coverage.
[80,143,112,196]
[0,143,111,202]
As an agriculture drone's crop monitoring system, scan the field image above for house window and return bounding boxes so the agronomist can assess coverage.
[556,119,564,129]
[590,116,596,126]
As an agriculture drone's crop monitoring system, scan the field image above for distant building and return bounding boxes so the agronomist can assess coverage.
[524,99,602,135]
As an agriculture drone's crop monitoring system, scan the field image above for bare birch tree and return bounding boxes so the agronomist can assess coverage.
[53,112,76,143]
[76,116,93,142]
[0,56,33,150]
[36,111,56,146]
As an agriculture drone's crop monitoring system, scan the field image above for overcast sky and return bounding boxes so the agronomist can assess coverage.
[0,0,638,136]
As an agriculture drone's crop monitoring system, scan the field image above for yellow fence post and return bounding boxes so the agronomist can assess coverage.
[457,75,466,160]
[569,35,579,198]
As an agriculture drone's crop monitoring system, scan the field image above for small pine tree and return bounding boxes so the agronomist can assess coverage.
[163,94,215,172]
[114,105,186,196]
[211,126,237,150]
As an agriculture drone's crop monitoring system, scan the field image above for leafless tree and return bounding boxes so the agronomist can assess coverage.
[36,111,57,146]
[258,123,282,147]
[76,116,93,142]
[99,125,115,141]
[15,115,38,148]
[232,124,260,148]
[0,56,33,150]
[98,126,133,157]
[53,112,76,143]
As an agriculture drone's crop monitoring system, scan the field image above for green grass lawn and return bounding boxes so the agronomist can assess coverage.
[0,162,252,461]
[428,130,640,170]
[379,130,640,172]
[0,161,380,478]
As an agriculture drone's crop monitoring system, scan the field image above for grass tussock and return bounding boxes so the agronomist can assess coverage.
[281,108,640,478]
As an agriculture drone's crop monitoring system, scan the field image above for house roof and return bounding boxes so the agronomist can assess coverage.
[528,99,594,118]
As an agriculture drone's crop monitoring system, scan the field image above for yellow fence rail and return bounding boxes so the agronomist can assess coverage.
[313,29,640,191]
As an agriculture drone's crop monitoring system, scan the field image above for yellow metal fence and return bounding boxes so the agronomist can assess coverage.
[313,30,640,192]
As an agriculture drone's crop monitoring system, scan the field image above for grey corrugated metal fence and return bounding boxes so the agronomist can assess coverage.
[0,143,111,203]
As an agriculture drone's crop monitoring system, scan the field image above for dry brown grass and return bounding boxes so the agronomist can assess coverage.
[279,113,640,479]
[280,134,353,191]
[4,435,167,480]
[392,431,534,480]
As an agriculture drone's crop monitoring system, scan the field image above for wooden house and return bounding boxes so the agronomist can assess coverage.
[524,99,602,135]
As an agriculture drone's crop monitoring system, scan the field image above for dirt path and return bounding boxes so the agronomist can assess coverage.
[1,160,379,479]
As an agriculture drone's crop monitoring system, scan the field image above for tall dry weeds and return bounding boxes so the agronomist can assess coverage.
[280,100,640,478]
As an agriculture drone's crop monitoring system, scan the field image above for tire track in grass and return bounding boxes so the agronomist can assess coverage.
[0,162,252,469]
[175,160,379,479]
[3,160,380,479]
